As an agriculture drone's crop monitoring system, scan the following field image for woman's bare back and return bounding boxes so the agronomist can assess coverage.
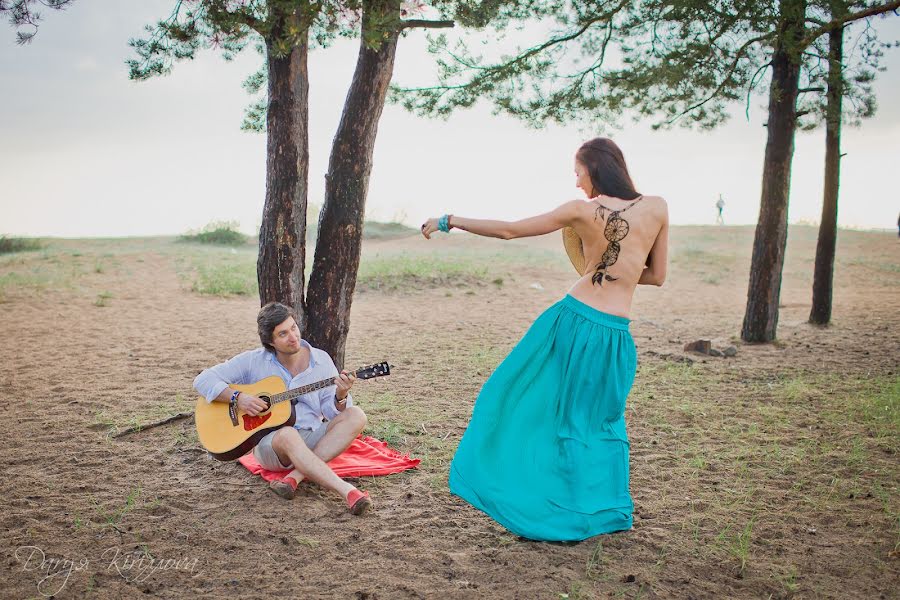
[567,195,668,318]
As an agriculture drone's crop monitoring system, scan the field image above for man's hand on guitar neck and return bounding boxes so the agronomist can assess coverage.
[334,370,356,411]
[236,393,268,416]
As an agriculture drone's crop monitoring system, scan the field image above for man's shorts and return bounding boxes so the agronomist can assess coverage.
[253,422,328,470]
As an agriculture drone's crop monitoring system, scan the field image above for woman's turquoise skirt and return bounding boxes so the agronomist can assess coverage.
[449,294,638,541]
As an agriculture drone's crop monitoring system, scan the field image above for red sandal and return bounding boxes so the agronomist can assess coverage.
[346,489,372,515]
[269,475,299,500]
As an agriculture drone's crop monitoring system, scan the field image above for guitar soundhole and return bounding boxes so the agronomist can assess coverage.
[242,412,272,431]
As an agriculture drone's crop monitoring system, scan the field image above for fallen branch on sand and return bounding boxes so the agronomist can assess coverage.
[112,411,193,438]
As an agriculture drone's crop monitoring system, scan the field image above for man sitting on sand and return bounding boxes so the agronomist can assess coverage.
[193,302,372,515]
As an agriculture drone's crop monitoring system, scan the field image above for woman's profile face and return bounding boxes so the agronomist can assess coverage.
[574,159,594,198]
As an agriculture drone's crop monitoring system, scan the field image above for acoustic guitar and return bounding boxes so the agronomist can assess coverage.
[195,362,391,461]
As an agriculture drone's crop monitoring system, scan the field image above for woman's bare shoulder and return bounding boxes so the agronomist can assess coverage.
[641,195,668,216]
[559,199,597,219]
[565,198,595,208]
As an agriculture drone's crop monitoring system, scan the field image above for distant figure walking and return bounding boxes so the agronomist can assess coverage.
[715,194,725,225]
[897,212,899,238]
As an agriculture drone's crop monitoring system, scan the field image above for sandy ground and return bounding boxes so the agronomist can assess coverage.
[1,225,898,599]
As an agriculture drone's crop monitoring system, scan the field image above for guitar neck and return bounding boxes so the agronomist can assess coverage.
[271,377,338,405]
[268,362,390,405]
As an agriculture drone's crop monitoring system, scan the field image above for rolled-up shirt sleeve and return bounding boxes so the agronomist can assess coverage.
[192,351,254,403]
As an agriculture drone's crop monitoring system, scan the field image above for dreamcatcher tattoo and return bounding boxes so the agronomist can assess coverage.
[591,196,642,286]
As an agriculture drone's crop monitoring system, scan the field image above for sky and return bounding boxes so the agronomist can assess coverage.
[1,1,899,238]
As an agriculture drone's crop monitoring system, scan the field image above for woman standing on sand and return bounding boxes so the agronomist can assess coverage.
[420,138,668,541]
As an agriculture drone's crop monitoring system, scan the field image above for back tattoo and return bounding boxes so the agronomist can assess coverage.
[591,196,643,286]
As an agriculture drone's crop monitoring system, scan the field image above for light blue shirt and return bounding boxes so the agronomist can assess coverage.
[192,340,352,430]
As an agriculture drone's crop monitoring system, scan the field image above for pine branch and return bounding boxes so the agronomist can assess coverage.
[397,14,608,94]
[397,0,630,101]
[666,31,776,126]
[800,1,900,49]
[745,59,773,120]
[207,0,263,34]
[128,0,191,80]
[2,0,73,44]
[400,19,454,30]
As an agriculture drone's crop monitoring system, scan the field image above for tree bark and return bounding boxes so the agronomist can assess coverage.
[257,18,310,320]
[741,0,807,343]
[809,16,844,325]
[304,0,402,369]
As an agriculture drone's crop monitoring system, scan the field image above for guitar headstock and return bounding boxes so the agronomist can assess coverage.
[354,361,391,380]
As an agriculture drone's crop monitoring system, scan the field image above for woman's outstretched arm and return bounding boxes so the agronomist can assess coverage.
[421,201,581,240]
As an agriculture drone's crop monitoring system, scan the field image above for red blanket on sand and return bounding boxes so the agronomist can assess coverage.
[238,435,419,481]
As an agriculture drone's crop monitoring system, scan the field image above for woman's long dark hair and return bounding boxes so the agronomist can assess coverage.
[575,138,641,200]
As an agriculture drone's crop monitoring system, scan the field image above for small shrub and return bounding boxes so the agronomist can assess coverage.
[178,221,247,246]
[0,236,43,254]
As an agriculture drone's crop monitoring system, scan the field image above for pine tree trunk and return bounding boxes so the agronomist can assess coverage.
[809,20,844,325]
[304,0,401,368]
[256,21,310,320]
[741,0,806,343]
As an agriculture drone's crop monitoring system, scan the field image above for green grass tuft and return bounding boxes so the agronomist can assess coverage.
[860,376,899,434]
[585,541,606,580]
[191,262,258,296]
[94,291,113,307]
[729,518,755,575]
[367,421,405,447]
[357,254,489,290]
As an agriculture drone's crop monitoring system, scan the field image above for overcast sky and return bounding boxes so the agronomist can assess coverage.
[2,1,899,238]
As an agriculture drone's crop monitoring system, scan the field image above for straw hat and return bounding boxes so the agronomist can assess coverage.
[562,227,587,275]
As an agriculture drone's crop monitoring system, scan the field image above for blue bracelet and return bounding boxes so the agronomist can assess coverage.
[438,214,450,233]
